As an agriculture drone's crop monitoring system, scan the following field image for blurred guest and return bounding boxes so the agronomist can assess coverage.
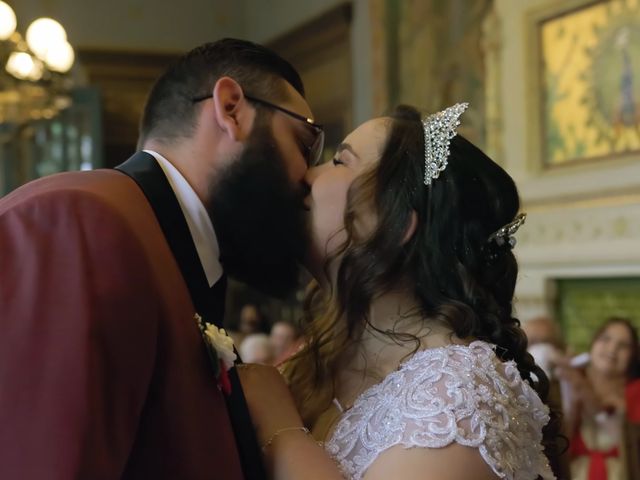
[556,317,640,480]
[524,315,566,379]
[229,303,269,346]
[269,321,302,365]
[239,333,273,365]
[524,315,564,347]
[240,303,268,334]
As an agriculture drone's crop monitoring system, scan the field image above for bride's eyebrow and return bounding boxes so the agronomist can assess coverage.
[336,143,359,158]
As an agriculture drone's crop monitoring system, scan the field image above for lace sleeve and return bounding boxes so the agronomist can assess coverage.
[325,341,555,480]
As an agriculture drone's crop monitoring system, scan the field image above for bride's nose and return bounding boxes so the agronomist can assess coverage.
[305,158,334,184]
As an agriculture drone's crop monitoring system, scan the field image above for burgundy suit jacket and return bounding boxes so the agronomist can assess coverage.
[0,162,250,479]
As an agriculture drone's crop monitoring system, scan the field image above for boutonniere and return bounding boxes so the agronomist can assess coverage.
[195,313,237,395]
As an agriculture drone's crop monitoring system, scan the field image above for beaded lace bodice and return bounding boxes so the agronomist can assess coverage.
[324,341,555,480]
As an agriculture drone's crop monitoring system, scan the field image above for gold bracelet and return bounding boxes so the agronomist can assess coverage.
[261,426,310,451]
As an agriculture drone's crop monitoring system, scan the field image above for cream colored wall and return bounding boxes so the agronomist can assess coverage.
[13,0,376,126]
[242,0,375,126]
[494,0,640,322]
[12,0,243,52]
[242,0,346,43]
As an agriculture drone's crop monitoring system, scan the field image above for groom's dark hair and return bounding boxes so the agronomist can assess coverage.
[139,38,304,146]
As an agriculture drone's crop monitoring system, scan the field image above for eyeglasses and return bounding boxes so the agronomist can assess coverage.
[191,93,325,166]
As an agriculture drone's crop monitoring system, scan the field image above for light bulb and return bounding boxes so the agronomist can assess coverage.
[26,17,67,60]
[45,40,74,72]
[6,51,44,81]
[0,1,17,40]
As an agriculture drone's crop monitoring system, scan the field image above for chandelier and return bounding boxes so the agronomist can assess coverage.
[0,1,75,131]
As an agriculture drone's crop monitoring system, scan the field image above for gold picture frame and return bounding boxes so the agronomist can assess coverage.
[526,0,640,170]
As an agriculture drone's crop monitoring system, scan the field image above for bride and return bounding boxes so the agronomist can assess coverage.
[240,103,558,480]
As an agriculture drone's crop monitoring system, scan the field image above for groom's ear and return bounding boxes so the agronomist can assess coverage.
[212,77,255,142]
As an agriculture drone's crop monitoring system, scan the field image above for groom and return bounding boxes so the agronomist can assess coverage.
[0,39,322,479]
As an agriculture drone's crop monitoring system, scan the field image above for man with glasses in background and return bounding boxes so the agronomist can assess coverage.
[0,38,323,479]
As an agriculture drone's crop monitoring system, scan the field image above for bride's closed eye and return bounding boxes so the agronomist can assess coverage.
[332,157,344,166]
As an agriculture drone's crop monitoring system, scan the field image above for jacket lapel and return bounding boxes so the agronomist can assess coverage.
[116,151,266,480]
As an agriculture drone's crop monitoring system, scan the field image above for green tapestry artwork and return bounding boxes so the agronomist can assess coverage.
[556,277,640,354]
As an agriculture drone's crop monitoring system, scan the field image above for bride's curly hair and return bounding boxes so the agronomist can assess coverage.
[283,105,561,471]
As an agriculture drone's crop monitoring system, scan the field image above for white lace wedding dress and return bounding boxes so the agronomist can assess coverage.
[324,341,555,480]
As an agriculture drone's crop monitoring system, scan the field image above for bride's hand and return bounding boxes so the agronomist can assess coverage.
[237,364,304,446]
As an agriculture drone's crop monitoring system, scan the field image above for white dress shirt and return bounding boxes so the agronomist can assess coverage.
[143,150,223,287]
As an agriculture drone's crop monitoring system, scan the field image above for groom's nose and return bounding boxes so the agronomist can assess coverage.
[303,164,323,188]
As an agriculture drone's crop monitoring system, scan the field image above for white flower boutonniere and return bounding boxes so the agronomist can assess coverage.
[195,313,237,395]
[203,322,237,370]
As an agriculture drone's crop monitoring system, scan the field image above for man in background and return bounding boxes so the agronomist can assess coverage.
[270,320,302,365]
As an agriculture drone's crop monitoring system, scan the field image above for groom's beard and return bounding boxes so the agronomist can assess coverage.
[208,123,308,298]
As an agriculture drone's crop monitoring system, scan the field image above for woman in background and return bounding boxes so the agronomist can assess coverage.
[558,317,640,479]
